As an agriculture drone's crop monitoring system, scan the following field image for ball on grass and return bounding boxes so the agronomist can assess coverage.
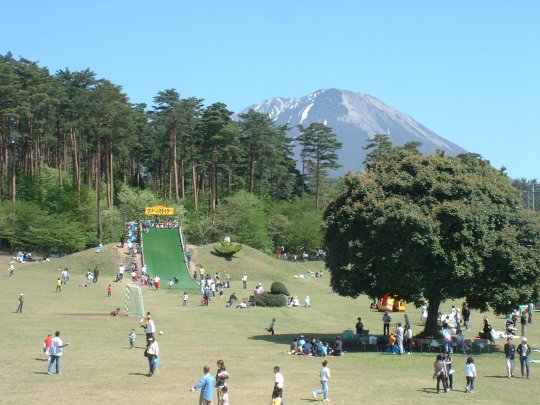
[159,330,164,335]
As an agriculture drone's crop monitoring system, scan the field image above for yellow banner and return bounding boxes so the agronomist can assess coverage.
[144,205,174,216]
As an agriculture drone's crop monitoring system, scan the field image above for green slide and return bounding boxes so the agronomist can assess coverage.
[141,228,199,291]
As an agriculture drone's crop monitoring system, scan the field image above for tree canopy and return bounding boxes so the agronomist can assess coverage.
[323,149,540,335]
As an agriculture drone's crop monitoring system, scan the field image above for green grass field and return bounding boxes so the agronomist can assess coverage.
[1,244,538,405]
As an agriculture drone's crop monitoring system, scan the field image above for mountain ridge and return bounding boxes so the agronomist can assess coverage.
[239,88,466,174]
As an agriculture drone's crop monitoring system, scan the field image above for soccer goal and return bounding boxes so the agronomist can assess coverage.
[125,284,145,317]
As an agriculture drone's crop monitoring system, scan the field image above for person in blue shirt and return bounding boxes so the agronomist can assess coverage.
[190,365,215,404]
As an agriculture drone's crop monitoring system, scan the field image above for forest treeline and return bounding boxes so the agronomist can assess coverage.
[0,52,342,254]
[0,53,536,255]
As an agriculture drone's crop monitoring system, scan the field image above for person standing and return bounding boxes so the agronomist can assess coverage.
[312,360,331,402]
[464,356,477,393]
[187,251,192,268]
[55,277,62,292]
[517,337,531,379]
[145,337,159,376]
[272,366,284,405]
[528,302,533,323]
[128,329,136,349]
[9,262,15,276]
[183,291,188,307]
[382,312,391,337]
[355,317,364,336]
[107,284,112,297]
[146,315,156,342]
[215,360,229,405]
[404,314,411,330]
[47,331,69,375]
[520,311,527,337]
[189,365,215,405]
[395,323,404,355]
[462,303,471,331]
[433,354,448,394]
[405,325,413,354]
[442,351,454,390]
[16,293,24,313]
[504,336,515,378]
[93,267,99,284]
[43,334,52,361]
[241,272,248,289]
[266,318,276,335]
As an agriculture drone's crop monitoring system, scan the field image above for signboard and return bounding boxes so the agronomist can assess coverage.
[144,205,174,216]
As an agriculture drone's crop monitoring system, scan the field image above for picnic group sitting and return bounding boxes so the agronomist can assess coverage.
[14,251,32,263]
[288,335,343,357]
[287,296,300,307]
[227,292,251,309]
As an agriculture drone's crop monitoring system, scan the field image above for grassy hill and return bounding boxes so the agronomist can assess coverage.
[1,243,538,404]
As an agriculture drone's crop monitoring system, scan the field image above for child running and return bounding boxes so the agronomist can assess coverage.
[464,356,477,393]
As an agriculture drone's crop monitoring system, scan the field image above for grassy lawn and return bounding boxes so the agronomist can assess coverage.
[1,244,538,404]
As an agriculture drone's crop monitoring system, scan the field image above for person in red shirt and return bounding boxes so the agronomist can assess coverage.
[43,334,52,360]
[107,284,112,297]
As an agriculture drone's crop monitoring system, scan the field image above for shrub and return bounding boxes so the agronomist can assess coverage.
[270,281,289,296]
[213,241,242,257]
[256,292,286,307]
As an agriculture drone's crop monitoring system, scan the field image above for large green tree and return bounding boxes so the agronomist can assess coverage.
[297,123,342,210]
[323,150,540,335]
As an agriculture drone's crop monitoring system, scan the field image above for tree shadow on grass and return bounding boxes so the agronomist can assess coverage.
[35,357,48,362]
[209,251,234,261]
[250,332,346,347]
[484,375,510,379]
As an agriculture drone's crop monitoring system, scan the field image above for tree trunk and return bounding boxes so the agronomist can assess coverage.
[191,161,198,210]
[70,127,81,206]
[172,128,179,202]
[210,146,217,214]
[424,297,442,337]
[180,157,185,199]
[96,131,103,241]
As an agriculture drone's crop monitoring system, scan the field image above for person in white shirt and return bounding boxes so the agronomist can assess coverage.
[272,366,284,403]
[118,264,125,281]
[47,331,69,375]
[395,323,404,355]
[313,360,331,401]
[146,316,156,341]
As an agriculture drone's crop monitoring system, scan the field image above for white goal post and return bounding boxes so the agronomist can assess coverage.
[125,284,145,317]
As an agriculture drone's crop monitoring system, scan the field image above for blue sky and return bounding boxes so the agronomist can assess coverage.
[2,0,539,179]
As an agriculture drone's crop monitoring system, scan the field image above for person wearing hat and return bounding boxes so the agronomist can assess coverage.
[16,293,24,313]
[516,337,531,379]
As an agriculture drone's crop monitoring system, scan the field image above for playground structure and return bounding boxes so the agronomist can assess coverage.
[377,294,406,312]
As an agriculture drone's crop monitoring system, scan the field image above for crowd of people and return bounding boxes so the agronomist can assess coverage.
[287,334,343,357]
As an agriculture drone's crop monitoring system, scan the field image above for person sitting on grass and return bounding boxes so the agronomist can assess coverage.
[386,332,398,354]
[110,307,121,316]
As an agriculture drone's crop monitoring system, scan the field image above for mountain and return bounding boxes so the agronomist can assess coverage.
[239,88,466,174]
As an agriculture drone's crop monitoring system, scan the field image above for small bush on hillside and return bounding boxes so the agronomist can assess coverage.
[256,292,286,307]
[213,241,242,257]
[270,281,289,296]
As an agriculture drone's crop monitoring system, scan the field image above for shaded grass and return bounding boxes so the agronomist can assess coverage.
[1,243,538,404]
